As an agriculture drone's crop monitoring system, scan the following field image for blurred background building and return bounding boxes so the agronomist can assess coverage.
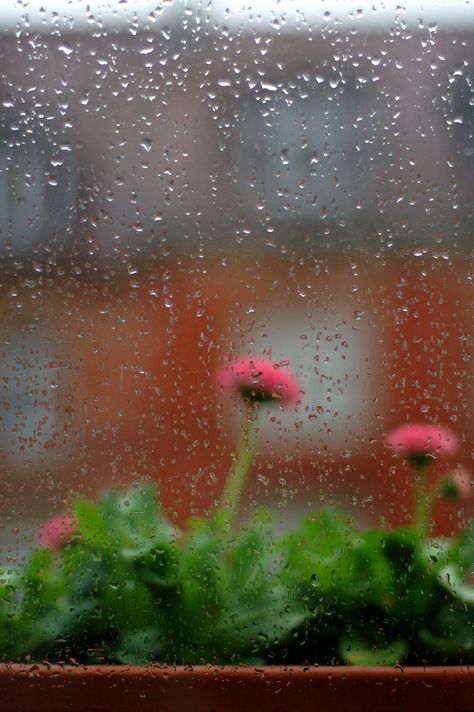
[0,0,472,537]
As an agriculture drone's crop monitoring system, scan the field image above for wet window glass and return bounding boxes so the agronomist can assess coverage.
[0,0,473,673]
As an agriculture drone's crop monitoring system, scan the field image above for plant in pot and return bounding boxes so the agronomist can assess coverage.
[1,358,474,712]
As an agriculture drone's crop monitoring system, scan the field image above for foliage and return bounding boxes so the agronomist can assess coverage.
[2,484,474,666]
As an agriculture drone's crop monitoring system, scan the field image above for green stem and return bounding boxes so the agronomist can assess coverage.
[413,460,431,538]
[219,408,259,528]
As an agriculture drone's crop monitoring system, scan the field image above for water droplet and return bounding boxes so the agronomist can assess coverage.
[58,42,73,56]
[260,80,277,92]
[280,148,289,165]
[140,138,153,152]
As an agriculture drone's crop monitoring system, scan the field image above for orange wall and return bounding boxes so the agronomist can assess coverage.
[0,253,471,532]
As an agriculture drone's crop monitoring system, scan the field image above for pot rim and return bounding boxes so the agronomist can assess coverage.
[1,663,473,679]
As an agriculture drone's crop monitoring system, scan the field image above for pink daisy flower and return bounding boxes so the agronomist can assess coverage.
[217,357,300,406]
[39,513,77,551]
[386,422,459,459]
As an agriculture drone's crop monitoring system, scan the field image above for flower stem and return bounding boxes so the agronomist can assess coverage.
[219,407,259,528]
[412,460,431,538]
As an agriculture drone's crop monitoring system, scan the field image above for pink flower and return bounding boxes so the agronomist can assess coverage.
[386,422,459,459]
[39,513,77,551]
[217,357,300,406]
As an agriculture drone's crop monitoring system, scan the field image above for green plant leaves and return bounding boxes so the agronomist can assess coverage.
[5,486,474,666]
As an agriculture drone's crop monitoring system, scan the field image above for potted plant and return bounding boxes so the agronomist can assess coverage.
[1,358,474,711]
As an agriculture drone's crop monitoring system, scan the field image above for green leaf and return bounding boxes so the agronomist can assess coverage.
[339,635,408,666]
[419,606,474,657]
[74,499,109,545]
[134,543,179,589]
[437,564,474,603]
[117,627,164,665]
[449,530,474,578]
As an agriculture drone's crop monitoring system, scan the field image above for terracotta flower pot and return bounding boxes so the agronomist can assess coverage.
[1,664,473,712]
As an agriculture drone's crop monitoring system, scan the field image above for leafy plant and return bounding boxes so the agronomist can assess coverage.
[2,358,473,666]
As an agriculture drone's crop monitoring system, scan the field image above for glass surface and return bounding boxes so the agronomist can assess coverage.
[0,0,472,668]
